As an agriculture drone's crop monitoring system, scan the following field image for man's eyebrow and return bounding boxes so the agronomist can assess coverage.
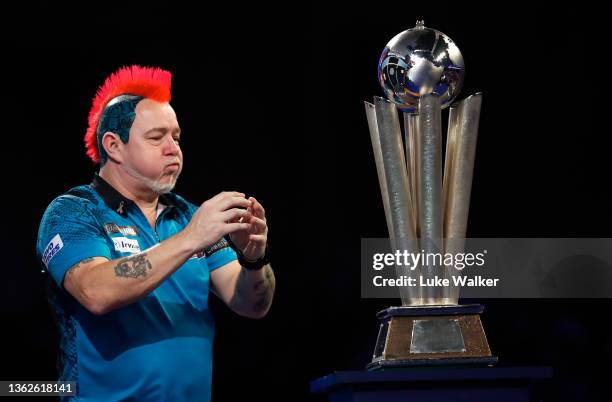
[143,127,168,136]
[143,127,181,136]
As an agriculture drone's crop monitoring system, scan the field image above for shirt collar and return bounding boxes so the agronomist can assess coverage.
[91,173,176,216]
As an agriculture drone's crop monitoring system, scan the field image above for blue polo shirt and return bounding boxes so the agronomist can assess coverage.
[36,174,237,401]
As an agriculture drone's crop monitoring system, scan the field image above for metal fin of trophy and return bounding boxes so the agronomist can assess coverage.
[365,21,497,369]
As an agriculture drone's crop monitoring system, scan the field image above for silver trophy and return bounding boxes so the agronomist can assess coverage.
[365,21,496,369]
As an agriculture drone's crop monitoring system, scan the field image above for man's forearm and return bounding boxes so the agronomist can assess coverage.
[65,230,198,315]
[229,265,275,318]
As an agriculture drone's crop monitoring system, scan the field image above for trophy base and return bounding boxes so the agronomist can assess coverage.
[368,304,497,370]
[367,356,499,370]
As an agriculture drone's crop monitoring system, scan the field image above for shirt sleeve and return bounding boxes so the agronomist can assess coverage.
[205,238,238,272]
[36,195,112,288]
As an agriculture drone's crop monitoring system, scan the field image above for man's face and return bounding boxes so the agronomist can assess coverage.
[122,99,183,194]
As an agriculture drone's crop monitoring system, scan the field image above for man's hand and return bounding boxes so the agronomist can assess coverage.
[229,197,268,261]
[183,192,252,252]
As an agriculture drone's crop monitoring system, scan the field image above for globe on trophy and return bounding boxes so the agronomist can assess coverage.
[364,21,497,369]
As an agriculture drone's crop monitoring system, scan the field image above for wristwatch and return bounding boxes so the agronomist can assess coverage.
[224,236,270,271]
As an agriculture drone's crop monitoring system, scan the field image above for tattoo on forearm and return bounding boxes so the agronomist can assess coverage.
[114,253,152,278]
[230,265,275,315]
[230,268,248,309]
[66,257,95,279]
[253,267,275,312]
[253,279,265,292]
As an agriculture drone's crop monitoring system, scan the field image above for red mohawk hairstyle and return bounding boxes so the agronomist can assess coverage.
[84,65,172,163]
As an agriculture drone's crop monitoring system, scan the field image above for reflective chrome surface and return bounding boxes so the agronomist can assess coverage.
[403,113,419,231]
[443,93,483,303]
[365,97,420,305]
[366,22,480,306]
[418,94,444,304]
[378,20,464,112]
[365,102,395,243]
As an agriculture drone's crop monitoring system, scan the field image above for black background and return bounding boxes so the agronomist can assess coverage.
[1,2,611,401]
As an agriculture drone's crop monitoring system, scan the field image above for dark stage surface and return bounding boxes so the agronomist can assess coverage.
[1,3,611,401]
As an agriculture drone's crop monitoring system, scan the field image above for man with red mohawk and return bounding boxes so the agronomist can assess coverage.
[36,65,274,401]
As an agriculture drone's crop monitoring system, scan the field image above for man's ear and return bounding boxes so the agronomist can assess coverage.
[101,132,124,163]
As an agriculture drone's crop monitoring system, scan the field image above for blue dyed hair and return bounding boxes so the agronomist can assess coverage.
[96,94,144,165]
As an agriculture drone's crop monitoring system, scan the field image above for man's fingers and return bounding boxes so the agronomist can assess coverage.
[248,234,266,243]
[222,208,251,222]
[228,215,241,224]
[248,216,267,233]
[208,191,245,203]
[218,196,251,211]
[249,197,266,219]
[205,191,246,209]
[224,222,251,234]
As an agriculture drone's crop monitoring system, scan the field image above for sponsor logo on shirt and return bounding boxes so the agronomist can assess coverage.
[204,238,230,257]
[112,237,142,254]
[104,223,139,237]
[190,238,231,260]
[42,234,64,268]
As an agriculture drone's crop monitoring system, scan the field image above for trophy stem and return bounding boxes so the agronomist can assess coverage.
[443,93,483,303]
[365,102,396,244]
[403,113,420,237]
[366,97,420,305]
[417,94,444,305]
